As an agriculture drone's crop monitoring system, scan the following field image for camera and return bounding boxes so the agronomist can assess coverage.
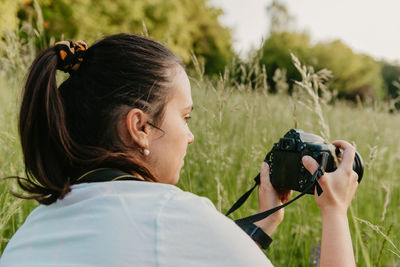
[264,129,364,194]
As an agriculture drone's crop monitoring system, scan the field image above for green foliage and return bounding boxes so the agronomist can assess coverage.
[221,48,269,92]
[381,61,400,99]
[259,31,385,99]
[260,31,313,93]
[312,40,384,100]
[13,0,233,74]
[0,1,20,35]
[0,28,38,253]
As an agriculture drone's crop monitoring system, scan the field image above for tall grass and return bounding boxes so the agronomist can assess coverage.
[180,54,400,266]
[1,25,400,267]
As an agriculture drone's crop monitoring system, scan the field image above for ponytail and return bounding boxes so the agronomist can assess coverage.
[17,48,74,204]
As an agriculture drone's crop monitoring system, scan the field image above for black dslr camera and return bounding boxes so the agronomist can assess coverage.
[264,129,364,194]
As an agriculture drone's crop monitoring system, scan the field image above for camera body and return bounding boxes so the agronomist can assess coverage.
[264,129,363,194]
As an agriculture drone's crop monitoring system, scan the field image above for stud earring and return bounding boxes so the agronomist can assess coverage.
[143,148,150,156]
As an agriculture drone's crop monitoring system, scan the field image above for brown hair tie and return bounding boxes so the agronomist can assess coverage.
[55,40,88,73]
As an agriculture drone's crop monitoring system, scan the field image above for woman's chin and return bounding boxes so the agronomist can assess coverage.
[166,171,181,185]
[169,174,180,185]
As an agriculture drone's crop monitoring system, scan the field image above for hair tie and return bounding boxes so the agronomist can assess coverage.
[55,40,88,73]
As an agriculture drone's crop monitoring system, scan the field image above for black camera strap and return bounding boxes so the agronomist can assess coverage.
[233,178,316,227]
[75,168,144,183]
[226,153,328,228]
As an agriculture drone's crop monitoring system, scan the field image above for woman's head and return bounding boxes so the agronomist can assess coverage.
[18,33,193,204]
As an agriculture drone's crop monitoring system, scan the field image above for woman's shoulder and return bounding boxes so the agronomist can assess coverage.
[67,181,214,211]
[69,180,182,196]
[59,181,215,222]
[60,180,181,204]
[160,188,216,211]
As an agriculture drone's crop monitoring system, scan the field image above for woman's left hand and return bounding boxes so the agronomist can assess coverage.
[254,162,292,236]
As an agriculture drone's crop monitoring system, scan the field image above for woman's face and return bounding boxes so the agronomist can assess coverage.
[147,66,194,184]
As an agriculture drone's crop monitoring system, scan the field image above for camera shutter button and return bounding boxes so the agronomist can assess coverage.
[300,165,305,173]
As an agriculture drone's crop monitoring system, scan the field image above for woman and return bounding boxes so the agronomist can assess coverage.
[0,34,358,266]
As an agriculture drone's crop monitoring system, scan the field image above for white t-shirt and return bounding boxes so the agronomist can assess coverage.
[0,181,273,267]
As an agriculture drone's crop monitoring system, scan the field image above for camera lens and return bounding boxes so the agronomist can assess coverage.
[353,152,364,183]
[336,148,363,183]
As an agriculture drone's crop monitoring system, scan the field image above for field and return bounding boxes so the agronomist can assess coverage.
[1,38,400,266]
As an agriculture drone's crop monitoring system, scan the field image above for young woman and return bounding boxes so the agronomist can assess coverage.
[0,34,358,266]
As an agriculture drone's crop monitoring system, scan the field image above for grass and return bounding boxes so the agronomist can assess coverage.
[179,56,400,266]
[1,30,400,266]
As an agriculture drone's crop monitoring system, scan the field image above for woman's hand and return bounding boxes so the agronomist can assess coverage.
[254,162,292,236]
[302,140,358,267]
[302,140,359,215]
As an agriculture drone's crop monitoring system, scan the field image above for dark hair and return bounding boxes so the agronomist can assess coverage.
[16,33,183,205]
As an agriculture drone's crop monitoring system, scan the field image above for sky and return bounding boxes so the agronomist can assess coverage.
[211,0,400,63]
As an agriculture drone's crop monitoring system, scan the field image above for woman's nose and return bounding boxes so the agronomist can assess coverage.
[188,130,194,144]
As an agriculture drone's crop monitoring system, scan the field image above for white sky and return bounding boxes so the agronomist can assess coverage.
[211,0,400,63]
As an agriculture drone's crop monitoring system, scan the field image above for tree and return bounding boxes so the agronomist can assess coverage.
[259,32,384,99]
[312,40,384,99]
[380,61,400,99]
[16,0,234,74]
[266,0,294,34]
[260,0,384,100]
[260,31,313,93]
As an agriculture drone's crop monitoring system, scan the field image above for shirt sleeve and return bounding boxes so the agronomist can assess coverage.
[155,191,274,267]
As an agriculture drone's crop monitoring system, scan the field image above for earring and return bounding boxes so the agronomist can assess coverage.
[143,148,150,156]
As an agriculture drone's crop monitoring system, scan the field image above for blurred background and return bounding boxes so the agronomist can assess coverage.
[1,0,400,102]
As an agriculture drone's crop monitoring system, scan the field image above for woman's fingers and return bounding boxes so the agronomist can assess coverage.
[256,162,287,235]
[260,162,292,203]
[332,140,359,186]
[302,141,356,174]
[302,155,319,175]
[276,188,292,203]
[259,162,270,188]
[302,156,328,197]
[332,140,356,171]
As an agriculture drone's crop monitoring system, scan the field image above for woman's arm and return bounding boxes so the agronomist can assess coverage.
[320,209,355,266]
[302,140,358,267]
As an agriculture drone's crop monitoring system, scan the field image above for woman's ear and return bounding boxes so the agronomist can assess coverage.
[125,108,150,149]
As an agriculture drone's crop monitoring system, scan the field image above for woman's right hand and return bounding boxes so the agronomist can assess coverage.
[301,140,359,267]
[301,140,359,215]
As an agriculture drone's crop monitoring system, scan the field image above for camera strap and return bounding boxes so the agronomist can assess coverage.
[75,168,144,183]
[226,153,328,228]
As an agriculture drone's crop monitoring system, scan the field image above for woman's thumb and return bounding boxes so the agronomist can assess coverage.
[302,156,319,174]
